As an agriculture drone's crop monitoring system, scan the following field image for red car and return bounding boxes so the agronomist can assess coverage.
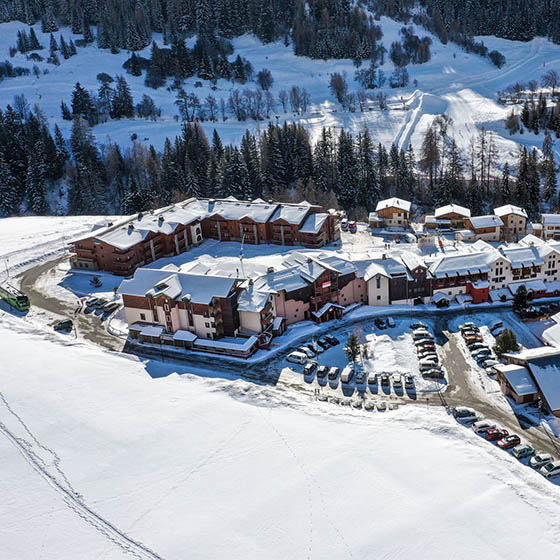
[497,435,521,449]
[486,428,508,441]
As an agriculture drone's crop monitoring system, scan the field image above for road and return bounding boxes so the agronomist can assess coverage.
[17,256,560,457]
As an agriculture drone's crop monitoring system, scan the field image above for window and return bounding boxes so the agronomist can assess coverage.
[376,277,381,289]
[205,322,210,328]
[377,295,381,300]
[140,313,146,321]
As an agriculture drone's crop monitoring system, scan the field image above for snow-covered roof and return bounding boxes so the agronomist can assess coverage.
[541,214,560,226]
[508,279,547,294]
[469,215,504,229]
[424,215,451,225]
[118,268,237,304]
[435,204,471,218]
[173,330,198,342]
[268,203,311,225]
[519,234,545,247]
[282,253,325,282]
[471,239,495,252]
[254,267,309,294]
[312,302,344,319]
[375,198,411,213]
[193,335,258,352]
[501,246,543,268]
[498,364,538,396]
[364,257,408,281]
[526,355,560,412]
[299,212,329,234]
[542,322,560,348]
[237,284,271,313]
[200,198,278,223]
[469,279,489,289]
[130,323,165,337]
[429,251,495,278]
[432,292,450,303]
[368,212,384,222]
[312,253,356,276]
[489,288,513,302]
[505,347,560,361]
[494,205,528,218]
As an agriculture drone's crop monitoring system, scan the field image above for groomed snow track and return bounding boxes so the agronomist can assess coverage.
[0,391,164,560]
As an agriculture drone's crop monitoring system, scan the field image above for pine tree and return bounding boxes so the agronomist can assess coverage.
[501,162,511,202]
[59,35,70,59]
[26,148,48,215]
[61,100,72,120]
[71,83,94,120]
[0,152,19,216]
[110,76,134,119]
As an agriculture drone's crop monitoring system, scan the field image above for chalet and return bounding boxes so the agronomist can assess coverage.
[541,214,560,240]
[368,212,384,228]
[434,204,471,228]
[423,215,451,230]
[494,205,528,241]
[375,198,411,228]
[400,252,433,304]
[495,364,539,404]
[364,256,409,305]
[465,215,504,241]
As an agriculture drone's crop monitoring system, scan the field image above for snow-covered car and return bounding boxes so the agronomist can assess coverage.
[102,301,120,313]
[413,330,432,340]
[540,460,560,478]
[423,368,444,378]
[348,221,357,233]
[367,372,377,385]
[459,322,477,331]
[380,373,390,386]
[317,337,330,349]
[306,342,323,354]
[392,373,402,388]
[377,402,387,411]
[340,367,354,384]
[298,346,315,358]
[364,401,375,411]
[452,407,478,424]
[472,420,497,434]
[387,316,395,328]
[325,335,340,346]
[375,317,387,329]
[327,366,340,380]
[287,352,307,364]
[512,443,535,459]
[415,338,435,348]
[340,219,349,231]
[468,342,487,351]
[316,365,329,378]
[486,428,508,441]
[419,357,438,368]
[303,361,318,375]
[418,349,437,359]
[530,453,554,469]
[481,359,499,368]
[355,370,367,384]
[404,375,414,388]
[411,322,427,330]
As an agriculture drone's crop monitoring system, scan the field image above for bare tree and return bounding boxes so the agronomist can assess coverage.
[220,98,227,121]
[205,95,218,122]
[329,72,348,104]
[264,91,275,117]
[301,88,310,113]
[542,70,560,97]
[278,90,288,113]
[289,86,302,113]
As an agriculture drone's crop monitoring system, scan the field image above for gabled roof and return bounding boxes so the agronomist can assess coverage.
[542,214,560,226]
[118,268,237,304]
[269,203,311,225]
[299,212,329,234]
[400,252,427,272]
[494,205,528,218]
[282,252,326,282]
[526,355,560,412]
[428,251,496,278]
[497,364,538,396]
[435,204,471,218]
[237,283,271,313]
[375,198,411,213]
[501,246,543,268]
[469,215,504,229]
[364,257,408,281]
[518,234,545,247]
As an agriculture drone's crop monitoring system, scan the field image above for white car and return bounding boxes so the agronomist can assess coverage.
[530,453,554,469]
[355,370,367,384]
[419,357,438,367]
[540,460,560,478]
[287,351,307,364]
[392,373,402,388]
[472,420,496,434]
[387,316,395,328]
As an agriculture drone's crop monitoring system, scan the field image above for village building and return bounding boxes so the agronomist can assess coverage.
[464,215,504,242]
[434,204,471,229]
[374,198,411,228]
[541,214,560,241]
[494,205,528,241]
[364,256,410,306]
[495,364,539,404]
[422,215,452,230]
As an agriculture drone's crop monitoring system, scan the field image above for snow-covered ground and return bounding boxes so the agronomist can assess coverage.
[2,17,560,165]
[2,312,560,559]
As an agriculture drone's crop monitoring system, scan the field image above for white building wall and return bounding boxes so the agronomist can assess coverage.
[124,307,156,326]
[367,275,390,306]
[239,311,263,334]
[192,314,217,338]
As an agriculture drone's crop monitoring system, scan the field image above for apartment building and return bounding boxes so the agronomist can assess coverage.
[541,214,560,240]
[375,198,411,228]
[464,215,504,241]
[434,204,471,228]
[494,205,528,241]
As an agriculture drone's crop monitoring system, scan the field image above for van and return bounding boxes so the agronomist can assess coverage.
[287,351,307,364]
[340,366,354,384]
[472,420,496,434]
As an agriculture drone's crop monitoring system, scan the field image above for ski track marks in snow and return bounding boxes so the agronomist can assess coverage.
[0,391,164,560]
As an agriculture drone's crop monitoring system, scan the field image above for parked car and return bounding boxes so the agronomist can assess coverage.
[404,374,414,388]
[355,370,367,383]
[392,373,402,388]
[530,453,555,469]
[317,337,330,349]
[419,357,438,368]
[423,368,444,379]
[298,346,315,358]
[459,322,477,331]
[452,407,478,424]
[512,443,535,459]
[306,342,323,354]
[340,219,349,231]
[380,373,390,386]
[490,321,504,332]
[497,434,521,449]
[540,460,560,478]
[413,331,433,341]
[481,359,499,368]
[93,298,109,309]
[348,221,357,233]
[377,401,387,411]
[468,342,487,351]
[85,297,99,306]
[340,367,354,384]
[303,361,318,375]
[415,339,435,348]
[367,372,377,385]
[387,316,395,328]
[411,322,427,330]
[103,301,120,313]
[325,335,339,346]
[328,366,340,380]
[375,317,387,329]
[316,365,329,378]
[472,420,497,434]
[464,335,484,344]
[53,319,73,332]
[287,351,307,364]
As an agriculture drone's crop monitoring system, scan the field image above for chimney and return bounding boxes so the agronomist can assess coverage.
[128,223,134,231]
[267,267,274,274]
[138,212,143,220]
[382,253,387,259]
[158,215,164,225]
[249,278,254,285]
